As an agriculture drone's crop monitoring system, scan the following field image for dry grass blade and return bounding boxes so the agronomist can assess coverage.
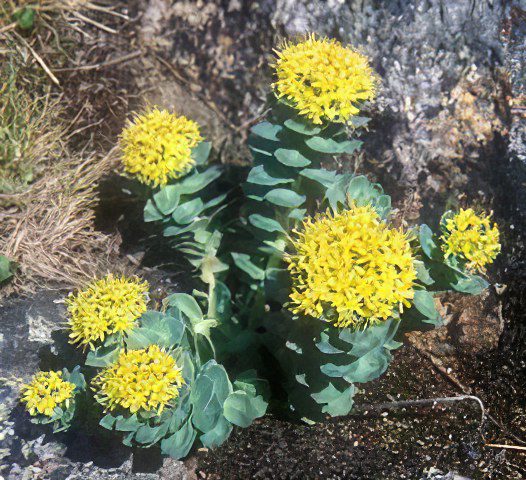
[0,148,126,297]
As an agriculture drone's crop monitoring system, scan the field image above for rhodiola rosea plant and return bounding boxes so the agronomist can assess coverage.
[20,34,501,456]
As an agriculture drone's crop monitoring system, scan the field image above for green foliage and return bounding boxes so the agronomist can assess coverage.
[143,144,229,281]
[94,309,267,458]
[0,254,16,283]
[30,366,86,433]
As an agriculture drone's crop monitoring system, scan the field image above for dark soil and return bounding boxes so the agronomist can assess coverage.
[196,344,526,480]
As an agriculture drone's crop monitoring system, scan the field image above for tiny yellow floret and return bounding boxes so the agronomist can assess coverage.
[441,208,500,273]
[272,34,377,125]
[21,371,75,417]
[66,274,149,350]
[93,345,184,414]
[120,108,202,187]
[287,205,416,328]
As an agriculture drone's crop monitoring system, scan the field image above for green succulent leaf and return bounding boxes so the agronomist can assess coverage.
[412,290,442,325]
[300,168,337,187]
[0,255,15,283]
[223,391,267,428]
[415,260,434,285]
[191,360,233,432]
[264,188,305,208]
[115,414,142,432]
[177,166,222,195]
[316,332,344,354]
[164,294,203,322]
[153,186,181,215]
[191,141,212,166]
[126,311,186,350]
[339,319,399,357]
[15,7,36,30]
[65,366,86,390]
[231,252,265,280]
[144,199,164,222]
[135,422,169,445]
[452,274,489,295]
[283,118,322,136]
[324,173,352,210]
[248,214,286,233]
[274,148,311,167]
[305,136,362,154]
[247,164,294,186]
[99,413,117,430]
[419,224,440,259]
[85,343,120,367]
[200,415,233,449]
[251,121,282,141]
[171,198,205,224]
[161,420,197,459]
[321,348,391,384]
[311,383,356,416]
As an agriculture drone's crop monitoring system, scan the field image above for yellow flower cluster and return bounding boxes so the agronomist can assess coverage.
[21,371,75,417]
[93,345,184,414]
[66,274,149,350]
[120,108,202,187]
[287,205,416,328]
[272,34,377,124]
[441,208,500,272]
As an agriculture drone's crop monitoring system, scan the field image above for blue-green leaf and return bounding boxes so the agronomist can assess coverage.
[115,414,142,432]
[161,421,196,459]
[251,122,282,141]
[316,332,344,354]
[153,186,181,215]
[223,391,267,428]
[311,383,356,416]
[452,275,489,295]
[191,361,232,432]
[413,290,441,325]
[415,260,434,285]
[247,165,293,186]
[305,136,362,154]
[274,148,311,167]
[164,294,203,322]
[144,199,164,222]
[300,168,337,187]
[177,167,222,195]
[85,343,120,367]
[283,118,322,136]
[231,252,265,280]
[419,224,440,259]
[248,214,286,233]
[191,141,212,166]
[200,415,233,449]
[264,189,305,208]
[171,198,204,224]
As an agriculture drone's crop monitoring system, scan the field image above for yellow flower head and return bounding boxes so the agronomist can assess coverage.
[287,205,416,328]
[66,274,149,350]
[93,345,185,414]
[272,34,377,125]
[441,208,500,273]
[21,371,76,417]
[120,108,202,187]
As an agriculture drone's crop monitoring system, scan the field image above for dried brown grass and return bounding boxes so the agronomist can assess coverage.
[0,148,126,296]
[0,1,135,297]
